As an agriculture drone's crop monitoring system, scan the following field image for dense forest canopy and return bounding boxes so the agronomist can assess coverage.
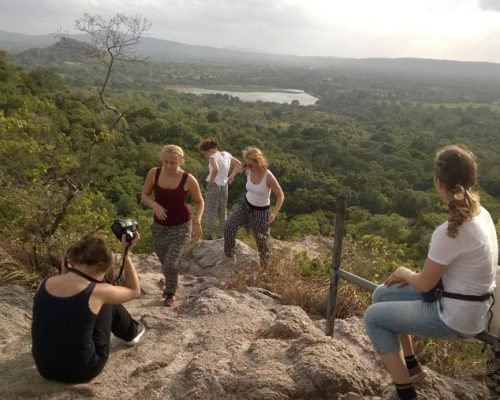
[1,39,500,272]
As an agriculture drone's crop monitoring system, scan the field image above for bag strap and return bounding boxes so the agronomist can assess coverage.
[440,290,491,302]
[436,281,492,314]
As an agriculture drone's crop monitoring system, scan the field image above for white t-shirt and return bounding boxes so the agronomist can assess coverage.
[428,206,498,336]
[245,169,272,207]
[206,151,232,186]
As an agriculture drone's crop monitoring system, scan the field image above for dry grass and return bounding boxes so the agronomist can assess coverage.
[413,337,488,381]
[224,249,488,381]
[0,240,39,289]
[224,251,370,318]
[0,234,490,381]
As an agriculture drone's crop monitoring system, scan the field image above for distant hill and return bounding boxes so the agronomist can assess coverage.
[2,29,500,83]
[0,30,59,52]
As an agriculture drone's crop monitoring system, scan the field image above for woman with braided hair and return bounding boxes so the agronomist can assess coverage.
[364,144,498,400]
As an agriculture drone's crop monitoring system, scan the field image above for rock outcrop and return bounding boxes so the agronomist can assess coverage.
[0,239,490,399]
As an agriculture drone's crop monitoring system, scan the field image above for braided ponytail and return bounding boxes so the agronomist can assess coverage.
[434,145,480,238]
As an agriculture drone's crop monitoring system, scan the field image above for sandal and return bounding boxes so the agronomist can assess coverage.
[164,295,177,307]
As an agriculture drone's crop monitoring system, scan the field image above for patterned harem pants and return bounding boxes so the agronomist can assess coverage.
[223,198,270,267]
[151,220,191,296]
[204,183,228,239]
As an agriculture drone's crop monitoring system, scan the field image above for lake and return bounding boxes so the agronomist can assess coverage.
[170,86,319,106]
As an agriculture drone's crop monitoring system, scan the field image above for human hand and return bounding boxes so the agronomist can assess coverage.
[268,212,277,224]
[228,175,234,184]
[152,202,167,220]
[385,266,411,287]
[121,231,140,255]
[192,223,202,239]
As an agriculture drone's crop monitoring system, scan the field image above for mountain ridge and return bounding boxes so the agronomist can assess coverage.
[2,29,500,77]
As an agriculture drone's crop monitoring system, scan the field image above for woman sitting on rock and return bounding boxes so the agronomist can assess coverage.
[364,144,497,400]
[31,234,144,383]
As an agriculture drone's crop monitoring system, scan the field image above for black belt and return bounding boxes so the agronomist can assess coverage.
[245,197,270,211]
[438,289,491,302]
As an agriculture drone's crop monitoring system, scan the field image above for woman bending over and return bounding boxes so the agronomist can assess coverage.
[219,146,284,268]
[199,138,242,240]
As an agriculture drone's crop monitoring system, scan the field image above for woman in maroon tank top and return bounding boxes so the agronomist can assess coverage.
[141,145,204,307]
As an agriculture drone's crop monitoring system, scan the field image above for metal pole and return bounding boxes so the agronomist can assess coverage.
[325,195,347,336]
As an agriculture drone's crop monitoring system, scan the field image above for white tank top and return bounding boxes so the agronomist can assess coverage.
[206,151,232,186]
[246,170,271,207]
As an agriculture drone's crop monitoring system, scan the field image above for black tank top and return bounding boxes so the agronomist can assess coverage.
[31,279,99,381]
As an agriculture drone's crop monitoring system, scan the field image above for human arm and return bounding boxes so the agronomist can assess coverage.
[208,156,219,186]
[90,234,141,309]
[267,172,285,224]
[386,258,445,290]
[141,167,167,220]
[227,156,243,184]
[186,174,205,239]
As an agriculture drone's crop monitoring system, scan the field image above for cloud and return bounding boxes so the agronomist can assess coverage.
[1,0,500,62]
[478,0,500,12]
[147,0,315,32]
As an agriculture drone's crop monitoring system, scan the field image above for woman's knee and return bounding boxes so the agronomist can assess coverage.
[371,284,388,303]
[363,303,378,330]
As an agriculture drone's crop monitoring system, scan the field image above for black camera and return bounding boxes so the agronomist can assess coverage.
[111,218,138,242]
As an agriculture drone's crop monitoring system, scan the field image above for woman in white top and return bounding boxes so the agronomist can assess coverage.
[199,139,242,240]
[364,144,497,400]
[218,146,284,268]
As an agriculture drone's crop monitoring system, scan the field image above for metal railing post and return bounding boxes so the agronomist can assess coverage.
[325,195,347,336]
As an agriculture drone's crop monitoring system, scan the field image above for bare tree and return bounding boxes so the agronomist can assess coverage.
[74,13,152,129]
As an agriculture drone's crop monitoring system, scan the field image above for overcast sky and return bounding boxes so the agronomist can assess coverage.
[1,0,500,63]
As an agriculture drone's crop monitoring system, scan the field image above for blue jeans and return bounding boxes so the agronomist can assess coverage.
[363,284,462,353]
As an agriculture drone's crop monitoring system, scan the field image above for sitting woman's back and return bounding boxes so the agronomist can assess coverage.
[32,280,99,382]
[31,234,144,383]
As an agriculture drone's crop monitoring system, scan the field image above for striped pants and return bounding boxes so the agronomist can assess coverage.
[204,183,228,239]
[224,199,270,267]
[151,221,191,296]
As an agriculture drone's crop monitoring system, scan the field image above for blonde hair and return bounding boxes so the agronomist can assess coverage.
[161,144,184,163]
[242,146,268,168]
[434,144,480,238]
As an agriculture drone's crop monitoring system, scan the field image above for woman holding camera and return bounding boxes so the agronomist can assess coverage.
[199,138,242,240]
[31,234,144,383]
[218,146,284,268]
[363,144,497,400]
[142,144,204,307]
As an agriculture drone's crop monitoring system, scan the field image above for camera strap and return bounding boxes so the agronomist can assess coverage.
[114,241,132,283]
[67,267,104,283]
